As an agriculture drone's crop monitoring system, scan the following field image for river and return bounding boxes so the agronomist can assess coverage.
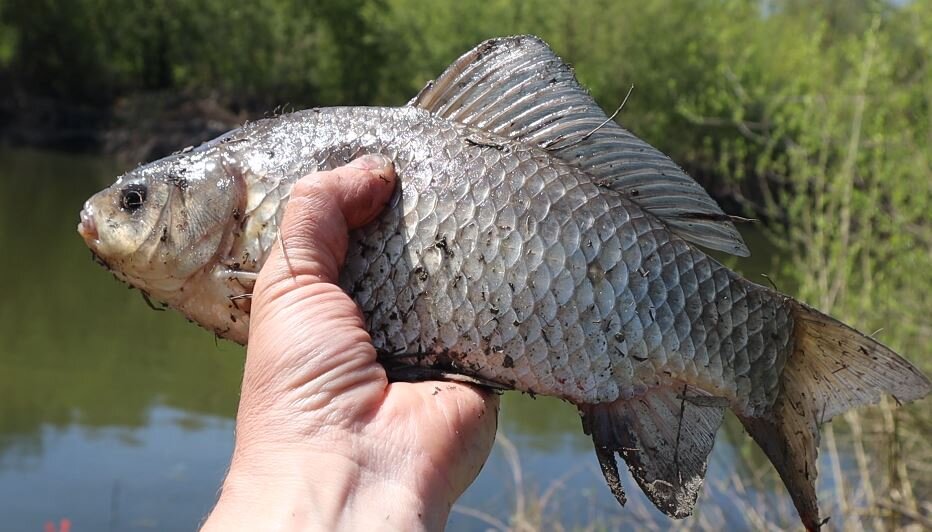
[0,147,850,531]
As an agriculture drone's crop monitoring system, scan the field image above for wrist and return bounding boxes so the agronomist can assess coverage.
[201,443,450,531]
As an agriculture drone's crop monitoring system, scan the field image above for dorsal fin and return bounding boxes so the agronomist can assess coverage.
[410,35,749,256]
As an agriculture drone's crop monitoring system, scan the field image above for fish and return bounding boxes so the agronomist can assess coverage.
[77,35,930,530]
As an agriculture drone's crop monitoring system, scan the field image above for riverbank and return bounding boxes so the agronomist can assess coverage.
[1,91,255,161]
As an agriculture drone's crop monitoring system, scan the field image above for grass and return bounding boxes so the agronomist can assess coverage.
[452,400,929,531]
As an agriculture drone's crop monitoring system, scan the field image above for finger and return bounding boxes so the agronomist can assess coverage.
[383,382,501,498]
[259,153,396,292]
[241,155,396,425]
[445,386,500,493]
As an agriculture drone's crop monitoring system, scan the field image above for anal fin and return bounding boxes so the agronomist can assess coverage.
[580,385,727,518]
[593,444,627,506]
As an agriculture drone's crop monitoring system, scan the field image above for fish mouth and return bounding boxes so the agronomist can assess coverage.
[78,204,99,245]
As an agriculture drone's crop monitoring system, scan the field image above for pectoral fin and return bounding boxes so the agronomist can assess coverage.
[580,385,727,518]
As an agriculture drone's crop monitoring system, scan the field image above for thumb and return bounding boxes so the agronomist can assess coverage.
[241,155,396,425]
[258,153,397,293]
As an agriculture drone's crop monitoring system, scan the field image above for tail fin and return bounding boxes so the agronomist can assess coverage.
[739,299,930,531]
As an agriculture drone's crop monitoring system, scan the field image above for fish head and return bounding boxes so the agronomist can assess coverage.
[78,148,245,303]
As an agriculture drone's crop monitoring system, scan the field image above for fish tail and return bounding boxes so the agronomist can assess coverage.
[739,298,930,531]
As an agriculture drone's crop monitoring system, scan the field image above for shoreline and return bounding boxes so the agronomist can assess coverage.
[0,91,762,218]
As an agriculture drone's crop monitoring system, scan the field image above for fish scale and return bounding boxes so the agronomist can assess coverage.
[241,106,794,411]
[78,35,930,530]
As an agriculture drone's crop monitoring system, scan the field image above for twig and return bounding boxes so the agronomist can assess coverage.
[495,432,527,529]
[824,424,853,529]
[579,84,634,142]
[760,274,779,291]
[450,505,510,532]
[541,85,634,150]
[876,499,932,529]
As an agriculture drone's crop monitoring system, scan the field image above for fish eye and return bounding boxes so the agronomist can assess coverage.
[120,184,147,212]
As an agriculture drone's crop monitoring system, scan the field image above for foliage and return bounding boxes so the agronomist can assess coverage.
[0,0,12,67]
[3,0,924,193]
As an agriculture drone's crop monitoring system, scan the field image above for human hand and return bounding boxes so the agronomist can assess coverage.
[201,154,500,531]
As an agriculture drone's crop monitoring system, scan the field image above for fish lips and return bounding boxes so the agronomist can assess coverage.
[77,203,100,244]
[77,203,112,270]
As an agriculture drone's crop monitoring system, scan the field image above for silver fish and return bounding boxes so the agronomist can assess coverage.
[77,36,929,529]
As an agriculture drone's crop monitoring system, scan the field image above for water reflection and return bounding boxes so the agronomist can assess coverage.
[0,147,817,530]
[0,407,234,531]
[0,148,241,447]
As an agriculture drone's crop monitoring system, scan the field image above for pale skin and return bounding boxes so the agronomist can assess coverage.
[200,154,500,531]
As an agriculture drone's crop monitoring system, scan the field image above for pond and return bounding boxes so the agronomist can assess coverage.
[0,147,848,531]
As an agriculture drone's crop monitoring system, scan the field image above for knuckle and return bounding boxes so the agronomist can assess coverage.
[332,165,371,184]
[291,174,328,199]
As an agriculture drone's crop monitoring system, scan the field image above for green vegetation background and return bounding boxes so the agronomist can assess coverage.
[1,0,929,528]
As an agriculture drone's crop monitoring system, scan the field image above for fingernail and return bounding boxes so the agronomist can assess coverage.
[349,153,391,171]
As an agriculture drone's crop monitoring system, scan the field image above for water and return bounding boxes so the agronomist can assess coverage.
[0,147,842,531]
